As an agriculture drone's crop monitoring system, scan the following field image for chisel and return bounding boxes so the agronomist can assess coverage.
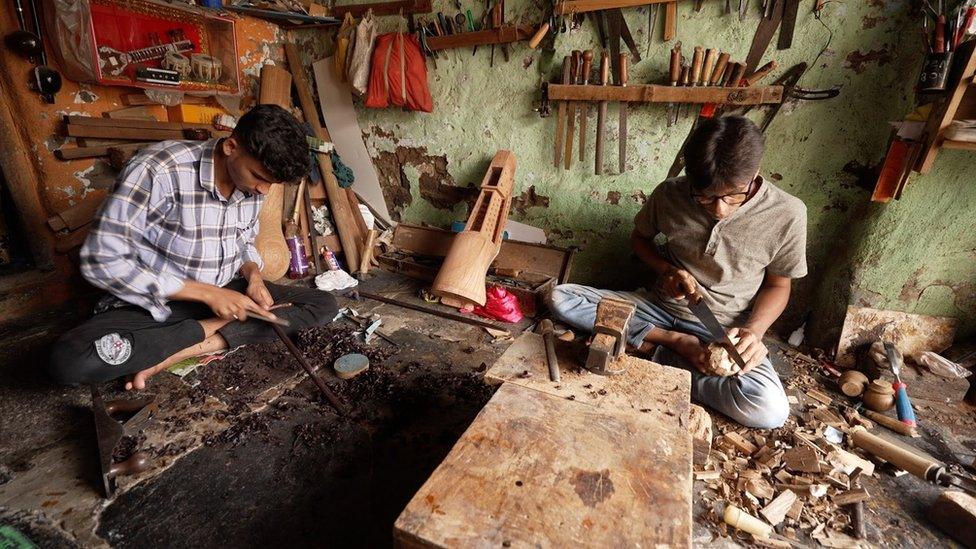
[686,46,703,121]
[710,52,731,86]
[666,43,681,126]
[539,319,560,382]
[701,48,717,86]
[885,342,917,427]
[739,0,748,21]
[618,53,628,173]
[743,59,777,86]
[595,50,609,175]
[553,55,570,167]
[579,50,593,161]
[564,50,581,169]
[678,63,689,120]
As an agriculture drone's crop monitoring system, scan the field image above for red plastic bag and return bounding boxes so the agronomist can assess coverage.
[365,32,433,112]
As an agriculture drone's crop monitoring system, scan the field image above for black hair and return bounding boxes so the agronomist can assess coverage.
[683,115,764,190]
[231,104,310,184]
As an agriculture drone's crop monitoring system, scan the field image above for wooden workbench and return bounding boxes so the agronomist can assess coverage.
[395,333,693,547]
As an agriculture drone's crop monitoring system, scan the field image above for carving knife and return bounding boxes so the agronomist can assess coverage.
[595,50,609,175]
[687,294,747,370]
[618,53,628,173]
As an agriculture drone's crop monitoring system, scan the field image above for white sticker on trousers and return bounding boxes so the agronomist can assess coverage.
[94,333,132,365]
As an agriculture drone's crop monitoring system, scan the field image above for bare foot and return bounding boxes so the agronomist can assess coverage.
[124,362,172,391]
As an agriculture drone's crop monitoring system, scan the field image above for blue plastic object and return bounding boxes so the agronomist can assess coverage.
[893,382,917,426]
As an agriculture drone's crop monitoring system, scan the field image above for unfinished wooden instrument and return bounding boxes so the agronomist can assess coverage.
[432,150,516,307]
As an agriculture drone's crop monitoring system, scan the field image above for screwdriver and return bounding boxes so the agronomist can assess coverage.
[884,341,917,427]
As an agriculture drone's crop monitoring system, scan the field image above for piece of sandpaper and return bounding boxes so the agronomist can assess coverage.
[311,57,392,225]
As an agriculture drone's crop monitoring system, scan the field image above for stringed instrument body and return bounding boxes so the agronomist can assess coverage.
[252,64,293,280]
[432,150,516,307]
[98,39,194,77]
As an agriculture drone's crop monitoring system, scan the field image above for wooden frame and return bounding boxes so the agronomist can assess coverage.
[916,40,976,174]
[547,83,783,105]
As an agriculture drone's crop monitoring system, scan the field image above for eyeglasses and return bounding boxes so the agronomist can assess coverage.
[691,178,755,206]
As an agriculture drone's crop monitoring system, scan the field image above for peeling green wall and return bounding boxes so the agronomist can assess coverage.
[302,0,975,345]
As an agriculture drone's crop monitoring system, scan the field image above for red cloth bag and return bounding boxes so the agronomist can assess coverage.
[365,32,433,112]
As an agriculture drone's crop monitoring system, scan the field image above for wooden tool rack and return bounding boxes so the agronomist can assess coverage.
[425,24,537,51]
[547,83,784,105]
[915,40,976,174]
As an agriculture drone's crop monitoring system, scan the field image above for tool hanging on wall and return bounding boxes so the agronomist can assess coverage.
[595,50,610,174]
[618,53,629,173]
[579,50,593,161]
[553,55,570,167]
[564,50,581,169]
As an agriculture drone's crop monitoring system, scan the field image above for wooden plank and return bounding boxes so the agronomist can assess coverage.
[554,0,676,15]
[65,115,214,132]
[284,41,365,270]
[836,306,958,367]
[328,0,431,18]
[663,1,676,41]
[121,93,210,106]
[484,332,691,421]
[917,40,976,174]
[425,25,536,51]
[546,83,784,105]
[391,223,573,280]
[54,142,153,160]
[394,383,692,547]
[66,125,187,141]
[929,491,976,548]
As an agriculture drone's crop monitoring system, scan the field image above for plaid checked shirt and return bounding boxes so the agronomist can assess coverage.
[81,139,265,321]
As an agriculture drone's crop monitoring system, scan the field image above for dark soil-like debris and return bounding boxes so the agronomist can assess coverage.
[202,413,275,448]
[0,464,11,485]
[112,433,147,463]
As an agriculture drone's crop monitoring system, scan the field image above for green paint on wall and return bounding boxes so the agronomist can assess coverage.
[304,0,975,344]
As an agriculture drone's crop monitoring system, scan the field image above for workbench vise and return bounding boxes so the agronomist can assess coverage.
[585,297,636,376]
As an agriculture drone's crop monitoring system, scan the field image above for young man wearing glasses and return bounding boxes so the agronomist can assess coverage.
[547,116,807,429]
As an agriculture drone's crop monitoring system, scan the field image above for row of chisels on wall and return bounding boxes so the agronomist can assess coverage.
[546,43,781,175]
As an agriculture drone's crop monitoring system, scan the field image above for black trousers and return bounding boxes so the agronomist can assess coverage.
[48,279,338,385]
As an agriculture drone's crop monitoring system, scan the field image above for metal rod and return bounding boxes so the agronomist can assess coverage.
[359,291,515,332]
[271,324,349,415]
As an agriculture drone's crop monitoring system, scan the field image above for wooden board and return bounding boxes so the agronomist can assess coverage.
[485,332,691,422]
[554,0,677,15]
[836,306,958,366]
[546,83,784,105]
[425,25,536,51]
[394,383,693,547]
[391,223,574,281]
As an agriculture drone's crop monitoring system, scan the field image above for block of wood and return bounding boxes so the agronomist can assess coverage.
[394,383,693,547]
[930,491,976,548]
[484,332,691,422]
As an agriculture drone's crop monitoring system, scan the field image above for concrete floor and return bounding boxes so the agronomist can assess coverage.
[1,272,974,547]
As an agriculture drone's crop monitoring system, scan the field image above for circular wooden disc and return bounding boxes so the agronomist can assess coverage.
[334,353,369,380]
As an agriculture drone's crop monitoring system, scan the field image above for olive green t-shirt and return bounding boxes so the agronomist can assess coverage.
[633,176,807,327]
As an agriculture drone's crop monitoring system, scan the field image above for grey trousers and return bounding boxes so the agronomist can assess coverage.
[546,283,789,429]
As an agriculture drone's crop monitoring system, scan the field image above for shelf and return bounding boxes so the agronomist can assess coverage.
[546,83,783,105]
[553,0,676,15]
[939,138,976,151]
[915,39,976,174]
[425,25,537,51]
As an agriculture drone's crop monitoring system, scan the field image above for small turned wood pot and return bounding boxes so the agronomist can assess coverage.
[838,370,869,397]
[863,379,895,412]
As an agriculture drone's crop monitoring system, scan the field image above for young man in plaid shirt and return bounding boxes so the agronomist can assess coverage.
[50,105,337,390]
